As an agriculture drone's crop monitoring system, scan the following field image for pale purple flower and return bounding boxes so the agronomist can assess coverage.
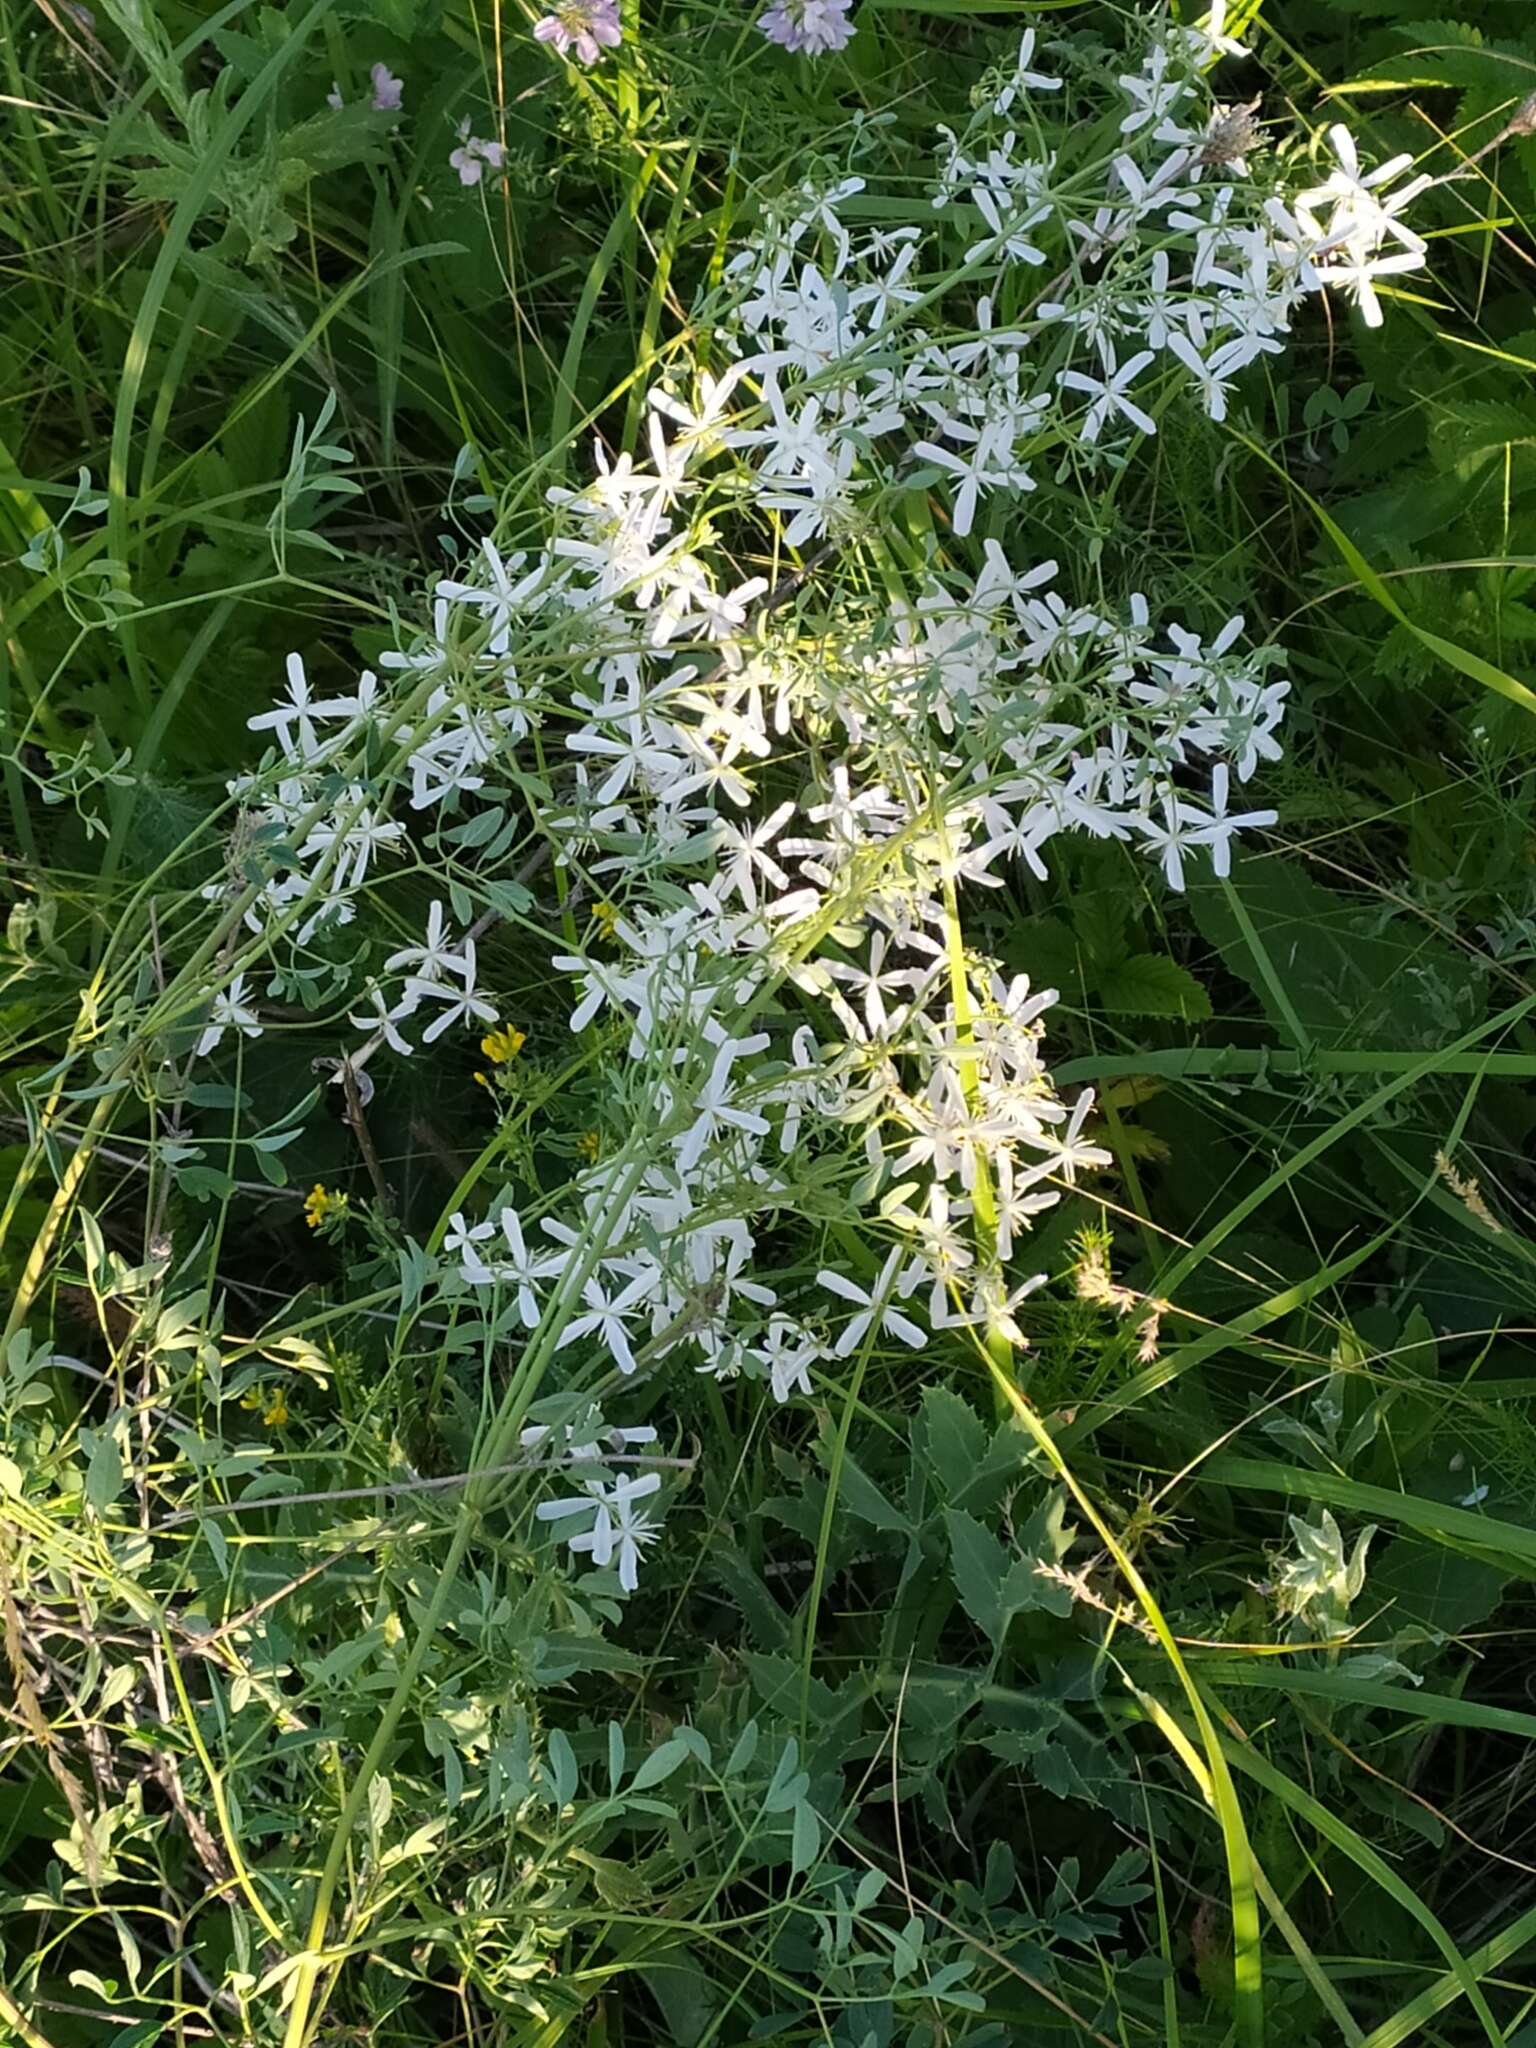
[450,121,508,188]
[757,0,854,56]
[370,63,404,112]
[326,64,405,114]
[533,0,622,66]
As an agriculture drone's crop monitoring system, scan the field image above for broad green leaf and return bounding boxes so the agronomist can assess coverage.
[84,1427,124,1514]
[546,1727,578,1807]
[629,1736,691,1793]
[790,1799,820,1876]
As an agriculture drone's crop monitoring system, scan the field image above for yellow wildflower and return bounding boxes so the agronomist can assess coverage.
[262,1390,290,1428]
[480,1025,527,1064]
[577,1128,602,1162]
[591,900,620,940]
[240,1386,264,1413]
[304,1184,349,1232]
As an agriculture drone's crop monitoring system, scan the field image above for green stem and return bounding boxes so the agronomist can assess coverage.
[1,1090,117,1353]
[939,867,1013,1394]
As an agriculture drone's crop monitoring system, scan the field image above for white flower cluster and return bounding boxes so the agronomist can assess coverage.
[723,28,1429,529]
[522,1409,663,1591]
[205,28,1431,1590]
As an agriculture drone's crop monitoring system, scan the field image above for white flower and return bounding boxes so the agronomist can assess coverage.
[756,1316,822,1402]
[1058,350,1158,443]
[557,1272,655,1376]
[248,652,357,762]
[497,1207,561,1327]
[1048,1090,1113,1182]
[385,902,461,982]
[1313,241,1425,331]
[712,801,797,910]
[1293,124,1430,328]
[914,424,1036,539]
[1187,763,1277,877]
[993,29,1062,114]
[1132,793,1206,891]
[552,949,626,1034]
[1165,330,1251,422]
[968,1266,1047,1347]
[300,799,405,892]
[817,1251,927,1356]
[1182,0,1249,62]
[1118,44,1188,137]
[349,982,416,1056]
[445,1210,496,1282]
[537,1471,663,1591]
[410,981,499,1043]
[196,974,262,1058]
[676,1034,772,1170]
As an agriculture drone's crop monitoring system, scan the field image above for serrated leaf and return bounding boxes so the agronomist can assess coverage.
[1072,887,1129,969]
[223,378,291,491]
[944,1507,1007,1644]
[916,1384,988,1499]
[526,1632,643,1683]
[982,1702,1114,1809]
[834,1448,911,1534]
[1430,397,1536,477]
[1096,952,1212,1021]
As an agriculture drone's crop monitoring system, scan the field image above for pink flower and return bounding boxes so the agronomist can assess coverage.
[370,63,404,112]
[757,0,854,54]
[533,0,622,66]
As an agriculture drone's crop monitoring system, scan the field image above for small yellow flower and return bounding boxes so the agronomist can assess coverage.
[591,900,620,940]
[577,1128,602,1162]
[262,1390,290,1429]
[240,1386,264,1413]
[304,1184,349,1232]
[480,1025,527,1064]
